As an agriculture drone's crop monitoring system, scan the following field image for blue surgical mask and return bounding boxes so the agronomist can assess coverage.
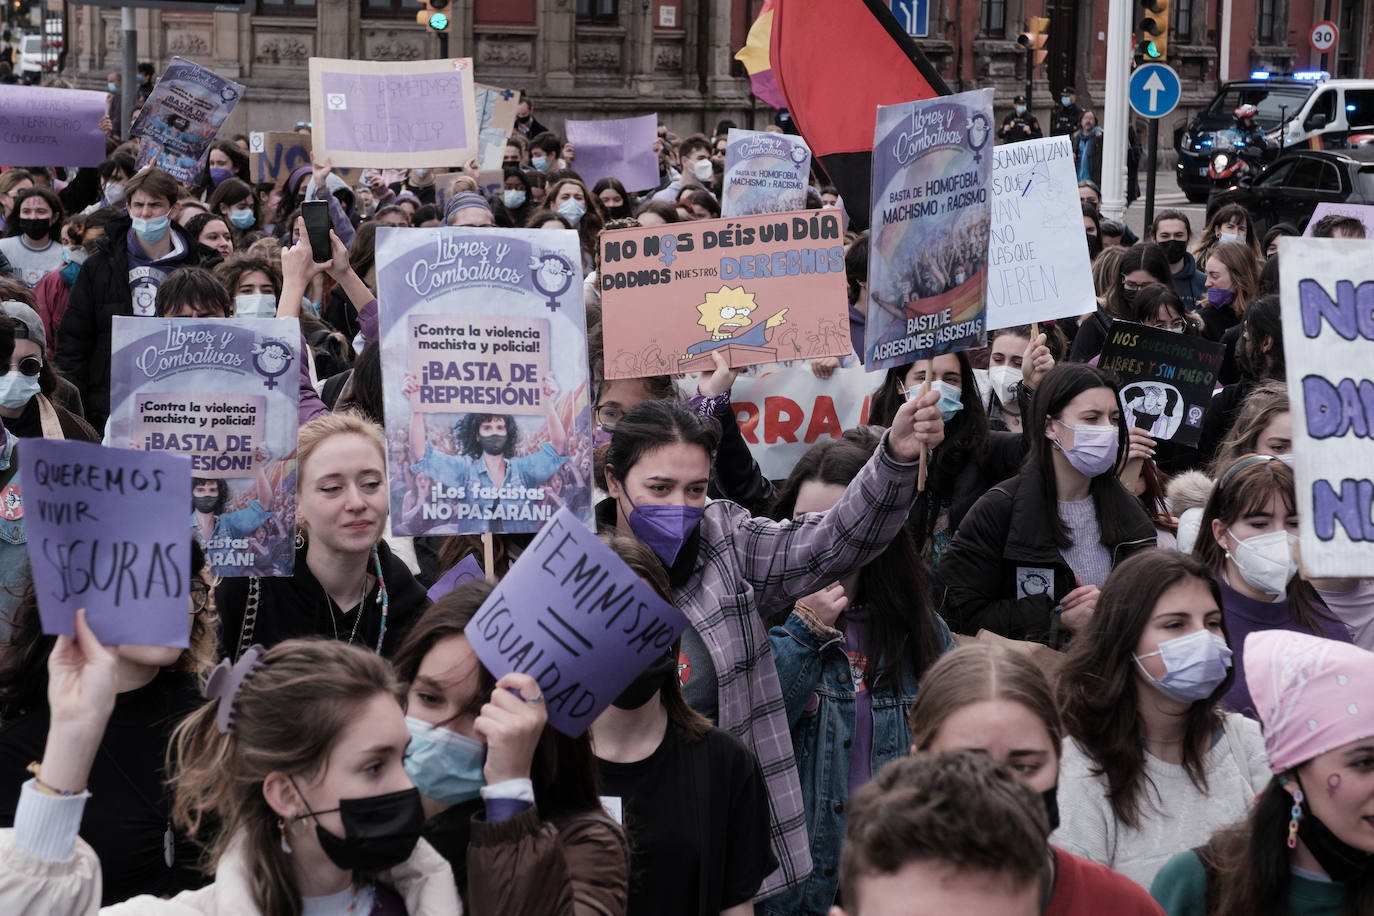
[1061,95,1071,107]
[928,380,964,422]
[503,189,527,209]
[402,716,486,806]
[131,213,170,244]
[235,293,277,318]
[0,371,40,410]
[556,199,585,226]
[620,491,703,567]
[229,208,256,229]
[1133,629,1232,703]
[1217,231,1244,245]
[531,155,549,171]
[107,81,118,93]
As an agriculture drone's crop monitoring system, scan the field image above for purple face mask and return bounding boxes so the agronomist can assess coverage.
[621,492,703,567]
[209,167,233,188]
[594,427,613,449]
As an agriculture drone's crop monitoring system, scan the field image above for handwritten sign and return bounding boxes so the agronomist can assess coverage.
[986,136,1094,330]
[106,318,301,578]
[378,227,592,536]
[0,86,109,167]
[866,88,994,370]
[20,439,191,647]
[1096,320,1224,447]
[466,508,690,736]
[598,210,852,378]
[1280,236,1374,576]
[475,83,519,171]
[564,115,659,194]
[427,554,484,603]
[131,57,244,185]
[309,57,478,169]
[721,128,812,217]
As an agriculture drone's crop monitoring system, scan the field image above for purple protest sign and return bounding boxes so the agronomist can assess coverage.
[0,86,109,167]
[427,554,484,602]
[19,439,192,648]
[310,57,478,169]
[131,57,244,185]
[564,115,659,193]
[721,128,812,217]
[465,509,689,736]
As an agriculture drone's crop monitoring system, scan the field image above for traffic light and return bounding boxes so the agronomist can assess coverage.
[1017,16,1051,67]
[417,0,451,32]
[1139,0,1169,62]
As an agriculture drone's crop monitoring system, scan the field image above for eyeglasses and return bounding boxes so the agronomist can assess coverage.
[593,404,625,431]
[1147,318,1188,332]
[9,356,41,377]
[191,579,215,615]
[1122,280,1146,292]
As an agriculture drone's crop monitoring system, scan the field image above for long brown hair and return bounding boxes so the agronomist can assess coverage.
[1209,380,1289,477]
[1056,550,1231,829]
[1192,456,1336,634]
[908,644,1062,758]
[171,639,403,916]
[1200,240,1261,317]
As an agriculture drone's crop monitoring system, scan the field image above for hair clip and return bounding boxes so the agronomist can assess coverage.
[203,645,265,734]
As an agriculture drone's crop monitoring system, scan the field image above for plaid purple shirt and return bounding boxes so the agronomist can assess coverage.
[677,431,920,897]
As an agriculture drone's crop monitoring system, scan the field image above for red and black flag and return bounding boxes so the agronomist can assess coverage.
[769,0,950,230]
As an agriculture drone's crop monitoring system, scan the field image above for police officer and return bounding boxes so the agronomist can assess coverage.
[1052,86,1083,137]
[999,96,1043,144]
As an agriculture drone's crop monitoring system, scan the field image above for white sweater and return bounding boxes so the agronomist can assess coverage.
[1051,712,1271,890]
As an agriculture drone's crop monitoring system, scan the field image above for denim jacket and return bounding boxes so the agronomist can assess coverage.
[761,608,953,915]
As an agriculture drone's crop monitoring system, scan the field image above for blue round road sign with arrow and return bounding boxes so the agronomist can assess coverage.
[1129,63,1182,119]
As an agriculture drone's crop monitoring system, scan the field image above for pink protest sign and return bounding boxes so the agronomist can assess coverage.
[20,439,192,648]
[465,509,689,736]
[309,57,478,169]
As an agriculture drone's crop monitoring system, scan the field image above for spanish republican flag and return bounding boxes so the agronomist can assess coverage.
[734,0,784,110]
[768,0,949,231]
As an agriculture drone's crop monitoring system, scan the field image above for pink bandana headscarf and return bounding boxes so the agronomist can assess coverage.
[1244,629,1374,774]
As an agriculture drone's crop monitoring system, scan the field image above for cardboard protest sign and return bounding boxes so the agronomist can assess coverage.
[377,226,592,536]
[426,554,484,603]
[309,57,478,169]
[1096,320,1224,448]
[564,115,659,193]
[131,57,244,185]
[986,136,1094,330]
[475,84,519,171]
[598,209,852,378]
[1280,236,1374,576]
[247,131,361,186]
[466,508,690,736]
[0,86,109,167]
[720,128,812,217]
[680,364,874,478]
[105,317,301,578]
[866,88,994,370]
[1302,202,1374,238]
[20,439,191,647]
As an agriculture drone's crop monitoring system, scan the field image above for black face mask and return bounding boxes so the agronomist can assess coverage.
[1042,784,1060,833]
[1120,284,1138,306]
[502,159,520,170]
[192,494,219,514]
[479,433,507,456]
[612,650,677,710]
[17,218,50,242]
[1086,234,1103,258]
[1160,239,1188,264]
[294,785,425,872]
[1296,776,1374,882]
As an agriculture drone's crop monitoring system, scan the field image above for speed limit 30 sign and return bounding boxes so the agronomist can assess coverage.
[1311,20,1338,53]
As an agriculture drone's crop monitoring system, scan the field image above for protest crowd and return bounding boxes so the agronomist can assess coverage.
[0,10,1373,916]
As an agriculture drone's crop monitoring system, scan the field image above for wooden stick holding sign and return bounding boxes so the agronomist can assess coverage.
[482,533,496,585]
[917,360,932,493]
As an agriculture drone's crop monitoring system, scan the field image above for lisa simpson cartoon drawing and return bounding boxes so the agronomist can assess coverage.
[680,285,788,370]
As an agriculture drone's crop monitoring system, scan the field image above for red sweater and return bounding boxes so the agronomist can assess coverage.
[1048,847,1165,916]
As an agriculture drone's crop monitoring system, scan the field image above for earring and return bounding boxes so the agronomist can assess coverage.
[294,530,306,550]
[1280,775,1304,849]
[278,817,292,854]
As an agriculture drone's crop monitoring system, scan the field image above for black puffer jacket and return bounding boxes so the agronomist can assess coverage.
[55,215,203,433]
[932,468,1156,646]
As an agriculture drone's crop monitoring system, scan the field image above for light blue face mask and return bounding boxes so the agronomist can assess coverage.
[403,716,486,806]
[907,379,964,423]
[131,213,170,244]
[531,155,549,172]
[229,208,256,229]
[235,293,277,318]
[0,371,40,410]
[503,189,527,210]
[556,198,585,226]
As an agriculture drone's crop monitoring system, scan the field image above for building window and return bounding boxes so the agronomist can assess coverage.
[1335,0,1362,78]
[258,0,315,15]
[1173,0,1192,44]
[979,0,1005,36]
[1257,0,1276,43]
[361,0,412,18]
[576,0,617,24]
